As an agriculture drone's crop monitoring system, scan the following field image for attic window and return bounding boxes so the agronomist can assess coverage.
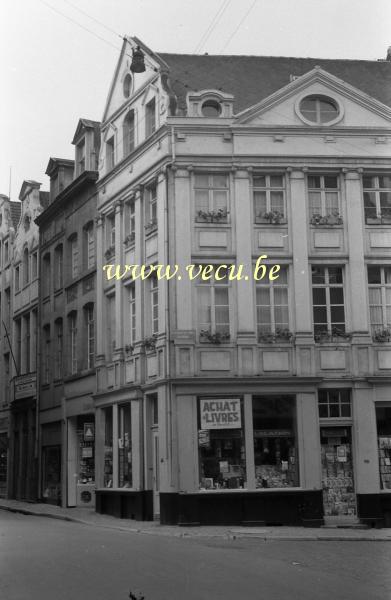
[123,73,133,98]
[201,100,222,117]
[299,95,340,125]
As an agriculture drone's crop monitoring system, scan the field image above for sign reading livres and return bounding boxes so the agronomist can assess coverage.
[200,399,241,430]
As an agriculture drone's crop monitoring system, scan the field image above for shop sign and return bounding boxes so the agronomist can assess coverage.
[200,399,241,429]
[254,429,292,438]
[84,423,95,441]
[14,374,36,399]
[321,428,348,438]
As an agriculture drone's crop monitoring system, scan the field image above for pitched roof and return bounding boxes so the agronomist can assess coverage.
[72,118,101,144]
[158,54,391,113]
[9,201,21,229]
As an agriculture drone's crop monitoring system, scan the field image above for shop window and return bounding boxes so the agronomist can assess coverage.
[367,266,391,335]
[318,389,351,418]
[198,397,246,490]
[197,267,230,340]
[376,406,391,490]
[118,404,132,488]
[253,174,285,223]
[363,175,391,222]
[194,173,229,222]
[308,175,340,220]
[256,266,289,336]
[312,266,345,337]
[252,396,299,488]
[77,417,95,485]
[145,97,156,138]
[103,407,113,488]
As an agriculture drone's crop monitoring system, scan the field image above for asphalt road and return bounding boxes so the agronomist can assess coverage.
[1,511,390,600]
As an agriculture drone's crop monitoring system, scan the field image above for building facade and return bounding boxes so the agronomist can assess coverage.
[0,194,21,498]
[36,119,100,506]
[8,180,47,501]
[93,38,391,526]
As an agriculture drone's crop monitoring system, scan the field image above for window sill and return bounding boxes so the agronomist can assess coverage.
[195,487,303,494]
[254,220,287,226]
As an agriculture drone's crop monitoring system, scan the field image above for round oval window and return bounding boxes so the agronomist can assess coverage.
[299,95,339,124]
[201,100,222,117]
[123,73,132,98]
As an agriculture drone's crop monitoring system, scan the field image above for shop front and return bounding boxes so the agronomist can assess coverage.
[160,389,323,527]
[67,415,95,507]
[94,394,152,520]
[41,422,62,505]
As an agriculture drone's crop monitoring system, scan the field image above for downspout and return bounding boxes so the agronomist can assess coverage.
[35,242,41,501]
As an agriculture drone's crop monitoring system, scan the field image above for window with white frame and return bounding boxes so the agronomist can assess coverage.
[70,235,78,279]
[299,95,339,125]
[23,248,29,286]
[54,245,63,290]
[145,184,157,229]
[54,318,63,380]
[318,389,351,418]
[106,136,115,171]
[106,294,115,360]
[197,267,230,339]
[312,266,346,337]
[253,174,285,222]
[85,304,95,369]
[123,110,135,156]
[84,223,95,269]
[76,138,86,175]
[256,266,289,337]
[128,284,136,344]
[150,275,158,335]
[68,312,77,374]
[126,199,136,244]
[14,265,20,293]
[363,175,391,222]
[106,215,115,250]
[368,266,391,335]
[194,174,229,221]
[145,97,156,137]
[43,325,51,385]
[308,175,340,219]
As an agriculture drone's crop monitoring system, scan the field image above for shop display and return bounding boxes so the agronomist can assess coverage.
[321,431,356,517]
[378,437,391,490]
[199,428,246,490]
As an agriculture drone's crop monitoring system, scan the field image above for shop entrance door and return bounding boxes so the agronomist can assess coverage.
[320,427,357,522]
[152,429,160,519]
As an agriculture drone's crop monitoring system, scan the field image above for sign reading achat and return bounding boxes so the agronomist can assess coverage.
[200,399,241,430]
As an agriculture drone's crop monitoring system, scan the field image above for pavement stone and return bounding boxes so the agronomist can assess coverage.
[1,498,391,541]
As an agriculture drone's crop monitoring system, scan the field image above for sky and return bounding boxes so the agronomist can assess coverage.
[1,0,390,198]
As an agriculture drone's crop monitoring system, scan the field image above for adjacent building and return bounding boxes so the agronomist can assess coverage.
[8,181,47,501]
[0,194,21,497]
[93,38,391,527]
[35,119,100,506]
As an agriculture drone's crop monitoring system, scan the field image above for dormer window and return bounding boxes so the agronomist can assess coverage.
[201,100,222,117]
[298,95,341,125]
[76,138,86,175]
[123,73,133,98]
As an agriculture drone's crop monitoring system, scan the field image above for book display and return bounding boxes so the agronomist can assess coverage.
[254,440,298,488]
[378,437,391,490]
[199,429,246,490]
[321,431,356,517]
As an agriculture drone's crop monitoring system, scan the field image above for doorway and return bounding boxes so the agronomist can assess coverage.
[320,426,357,519]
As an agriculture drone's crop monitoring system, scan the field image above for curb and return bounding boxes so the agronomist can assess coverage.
[1,504,391,542]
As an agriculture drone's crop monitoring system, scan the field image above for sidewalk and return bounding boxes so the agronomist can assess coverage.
[1,498,391,541]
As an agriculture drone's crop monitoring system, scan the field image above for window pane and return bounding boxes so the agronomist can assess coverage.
[328,268,343,284]
[325,192,339,214]
[270,191,284,213]
[329,287,344,304]
[308,176,321,189]
[363,176,375,189]
[195,174,209,187]
[380,192,391,213]
[385,268,391,284]
[253,396,299,488]
[312,267,325,284]
[198,398,246,490]
[379,176,391,189]
[330,305,345,323]
[212,174,228,188]
[313,306,327,323]
[324,176,338,189]
[309,192,321,215]
[212,190,228,211]
[368,267,381,284]
[195,190,209,212]
[270,175,283,188]
[198,287,211,330]
[256,287,270,305]
[312,287,326,304]
[254,191,267,216]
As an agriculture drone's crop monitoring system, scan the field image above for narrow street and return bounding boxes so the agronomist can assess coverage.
[1,512,390,600]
